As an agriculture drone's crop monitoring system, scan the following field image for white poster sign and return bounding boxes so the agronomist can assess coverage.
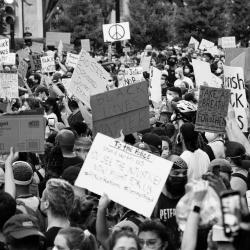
[103,22,130,42]
[66,53,79,68]
[189,36,199,50]
[150,67,162,105]
[75,133,172,217]
[0,73,18,99]
[124,67,143,85]
[41,56,55,72]
[221,37,236,49]
[223,65,248,131]
[0,39,9,55]
[199,39,214,50]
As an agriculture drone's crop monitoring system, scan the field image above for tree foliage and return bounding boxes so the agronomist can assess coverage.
[175,0,228,44]
[128,0,176,49]
[0,0,7,35]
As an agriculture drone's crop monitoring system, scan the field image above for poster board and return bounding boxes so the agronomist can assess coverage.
[103,22,130,42]
[69,49,109,107]
[30,42,44,54]
[0,113,45,154]
[188,36,199,50]
[195,86,231,133]
[30,54,42,71]
[62,78,73,97]
[0,72,18,99]
[199,39,214,50]
[140,56,151,72]
[124,67,143,85]
[221,36,236,49]
[75,133,173,218]
[41,56,56,73]
[66,53,79,68]
[46,32,71,46]
[0,53,16,65]
[223,65,248,131]
[0,39,9,55]
[90,81,150,138]
[81,39,91,52]
[18,60,28,80]
[150,67,162,105]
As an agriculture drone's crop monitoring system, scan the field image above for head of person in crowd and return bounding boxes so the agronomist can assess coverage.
[71,122,91,138]
[145,44,153,56]
[142,133,162,156]
[167,56,177,69]
[180,122,198,153]
[55,129,76,155]
[165,155,188,198]
[109,230,140,250]
[225,141,247,167]
[203,52,213,64]
[74,137,92,161]
[166,87,182,103]
[40,178,74,221]
[53,227,97,250]
[21,97,42,111]
[138,220,169,250]
[160,136,172,159]
[34,85,49,102]
[3,214,45,250]
[44,97,62,122]
[163,123,176,141]
[161,74,168,89]
[0,192,16,232]
[107,74,117,91]
[183,92,197,104]
[68,99,79,113]
[117,70,125,82]
[175,67,185,80]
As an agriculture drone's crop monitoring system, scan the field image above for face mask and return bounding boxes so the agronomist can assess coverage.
[166,175,187,197]
[167,94,174,102]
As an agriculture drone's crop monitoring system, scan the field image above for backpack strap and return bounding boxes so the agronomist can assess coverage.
[231,173,248,183]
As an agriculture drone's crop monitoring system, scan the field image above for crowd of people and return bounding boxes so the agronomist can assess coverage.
[0,39,249,250]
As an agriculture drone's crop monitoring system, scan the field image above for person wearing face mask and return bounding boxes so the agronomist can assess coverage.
[174,67,194,90]
[160,136,172,159]
[117,70,126,87]
[153,156,188,250]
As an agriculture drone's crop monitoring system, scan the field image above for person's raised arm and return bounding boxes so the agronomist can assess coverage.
[4,147,16,198]
[181,186,207,250]
[96,193,111,250]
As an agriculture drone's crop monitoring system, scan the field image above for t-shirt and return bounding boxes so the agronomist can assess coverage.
[180,149,210,182]
[68,110,84,127]
[153,193,181,250]
[63,156,84,171]
[45,227,61,249]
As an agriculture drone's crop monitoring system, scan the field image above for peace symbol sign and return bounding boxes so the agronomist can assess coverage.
[108,24,125,41]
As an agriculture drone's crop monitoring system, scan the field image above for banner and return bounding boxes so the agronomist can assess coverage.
[66,53,80,68]
[221,36,236,49]
[75,133,172,217]
[81,39,91,52]
[41,56,56,72]
[150,67,162,105]
[90,81,150,138]
[124,67,143,85]
[0,72,18,99]
[46,32,71,46]
[195,86,231,133]
[0,113,45,154]
[223,65,248,131]
[69,49,109,107]
[199,39,214,50]
[0,39,9,55]
[18,60,29,80]
[103,22,130,42]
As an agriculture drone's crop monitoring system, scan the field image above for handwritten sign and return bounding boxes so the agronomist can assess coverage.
[90,81,150,138]
[0,113,45,154]
[140,56,151,72]
[223,65,248,132]
[18,60,28,80]
[66,53,79,68]
[69,49,109,107]
[62,78,73,97]
[0,39,9,55]
[221,37,236,49]
[30,53,42,71]
[46,32,71,46]
[81,39,90,52]
[0,53,16,65]
[124,67,143,85]
[103,22,130,42]
[30,42,44,53]
[189,36,199,50]
[199,39,214,50]
[75,133,172,217]
[41,56,55,72]
[0,72,18,99]
[150,67,162,105]
[195,86,231,133]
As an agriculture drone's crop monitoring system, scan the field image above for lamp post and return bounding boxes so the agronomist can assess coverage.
[115,0,122,54]
[4,0,15,50]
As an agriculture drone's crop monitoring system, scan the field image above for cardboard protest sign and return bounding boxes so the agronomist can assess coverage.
[66,53,79,68]
[195,86,231,133]
[41,56,55,73]
[69,49,109,107]
[46,32,71,46]
[81,39,91,52]
[199,39,214,50]
[18,60,28,80]
[124,67,143,85]
[103,22,130,42]
[150,67,162,105]
[75,133,172,217]
[221,36,236,49]
[30,54,42,71]
[0,72,18,99]
[90,81,150,138]
[30,42,44,54]
[0,39,9,55]
[140,56,151,72]
[0,113,45,154]
[223,65,248,131]
[0,53,16,65]
[188,36,199,50]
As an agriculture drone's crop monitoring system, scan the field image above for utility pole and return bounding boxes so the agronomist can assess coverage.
[115,0,122,55]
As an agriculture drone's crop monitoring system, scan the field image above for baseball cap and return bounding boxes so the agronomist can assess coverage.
[3,214,45,239]
[225,141,246,159]
[142,133,162,151]
[133,142,152,153]
[208,159,232,174]
[12,161,33,186]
